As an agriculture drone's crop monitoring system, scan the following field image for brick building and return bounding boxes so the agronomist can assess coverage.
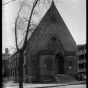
[2,48,10,78]
[76,44,86,80]
[9,2,77,82]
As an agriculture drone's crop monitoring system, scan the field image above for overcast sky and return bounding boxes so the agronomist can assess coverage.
[2,0,86,54]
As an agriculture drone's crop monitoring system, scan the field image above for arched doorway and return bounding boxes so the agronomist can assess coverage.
[55,53,64,74]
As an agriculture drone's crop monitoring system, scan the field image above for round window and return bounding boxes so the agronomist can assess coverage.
[51,17,56,23]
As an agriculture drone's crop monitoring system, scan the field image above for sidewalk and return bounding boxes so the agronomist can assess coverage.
[22,80,86,88]
[3,80,86,88]
[63,80,86,85]
[36,81,86,88]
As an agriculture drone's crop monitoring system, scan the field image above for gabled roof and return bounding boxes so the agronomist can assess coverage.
[10,2,53,56]
[11,1,76,56]
[26,1,76,51]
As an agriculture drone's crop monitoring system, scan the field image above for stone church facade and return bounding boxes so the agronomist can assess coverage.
[9,2,77,82]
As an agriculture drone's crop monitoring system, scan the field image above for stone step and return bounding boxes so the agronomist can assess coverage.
[55,74,76,83]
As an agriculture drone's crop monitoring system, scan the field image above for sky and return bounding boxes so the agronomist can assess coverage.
[2,0,86,54]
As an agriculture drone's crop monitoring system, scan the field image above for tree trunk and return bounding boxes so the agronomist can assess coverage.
[18,51,24,88]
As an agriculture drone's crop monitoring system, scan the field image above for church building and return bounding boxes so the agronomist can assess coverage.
[9,2,77,82]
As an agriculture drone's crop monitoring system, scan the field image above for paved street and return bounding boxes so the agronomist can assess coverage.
[3,84,86,88]
[48,84,86,88]
[3,81,86,88]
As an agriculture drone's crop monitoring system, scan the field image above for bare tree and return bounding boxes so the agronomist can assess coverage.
[2,0,53,88]
[14,1,41,88]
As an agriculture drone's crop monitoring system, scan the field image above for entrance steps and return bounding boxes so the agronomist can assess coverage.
[55,74,77,83]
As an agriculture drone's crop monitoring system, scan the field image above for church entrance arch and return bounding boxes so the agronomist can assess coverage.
[55,53,64,74]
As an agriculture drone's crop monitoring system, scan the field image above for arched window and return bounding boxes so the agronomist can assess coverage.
[47,35,62,50]
[32,60,37,70]
[68,60,73,70]
[45,57,53,70]
[32,56,37,70]
[51,16,56,23]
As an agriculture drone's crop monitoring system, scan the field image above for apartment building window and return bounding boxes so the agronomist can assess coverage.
[79,63,84,69]
[79,54,84,60]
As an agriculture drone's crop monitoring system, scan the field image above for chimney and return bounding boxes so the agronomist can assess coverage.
[5,48,9,54]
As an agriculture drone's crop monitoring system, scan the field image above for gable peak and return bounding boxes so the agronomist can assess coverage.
[50,0,56,9]
[51,0,55,5]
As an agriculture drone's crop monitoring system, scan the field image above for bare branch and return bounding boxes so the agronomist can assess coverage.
[9,46,16,52]
[14,0,26,51]
[22,17,29,21]
[28,28,35,33]
[23,22,37,36]
[30,23,37,27]
[23,28,35,36]
[23,0,40,49]
[33,9,40,17]
[2,0,16,6]
[15,16,20,51]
